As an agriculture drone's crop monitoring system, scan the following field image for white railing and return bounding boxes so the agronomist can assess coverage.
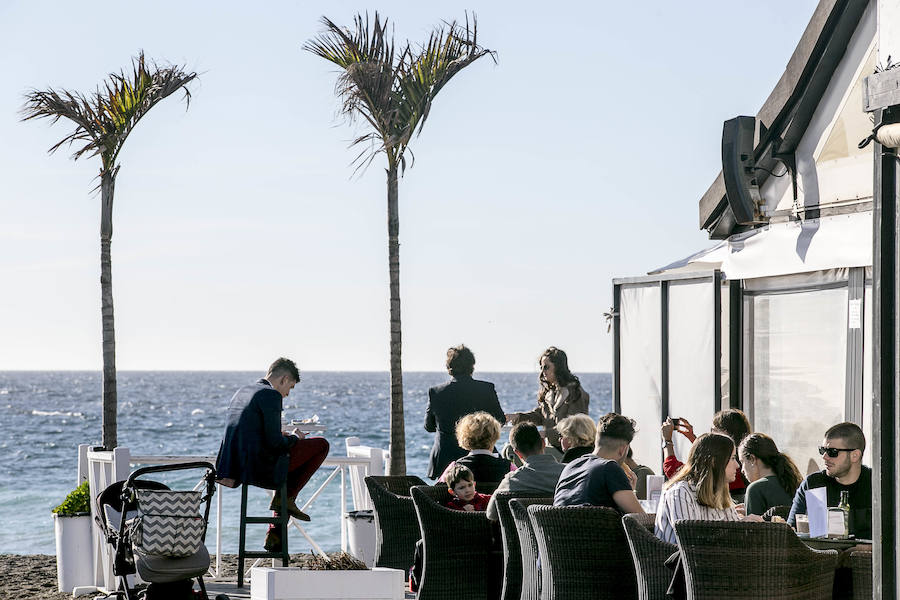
[80,438,387,588]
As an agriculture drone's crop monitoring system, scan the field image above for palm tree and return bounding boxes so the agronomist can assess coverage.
[22,52,197,450]
[306,13,494,474]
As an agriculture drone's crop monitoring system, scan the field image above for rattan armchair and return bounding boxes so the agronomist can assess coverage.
[622,513,676,600]
[493,492,554,600]
[674,520,838,600]
[849,548,872,600]
[364,475,426,575]
[410,485,501,600]
[528,504,638,600]
[509,497,553,600]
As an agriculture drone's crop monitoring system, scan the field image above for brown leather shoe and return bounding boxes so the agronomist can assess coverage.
[269,494,311,522]
[263,530,282,553]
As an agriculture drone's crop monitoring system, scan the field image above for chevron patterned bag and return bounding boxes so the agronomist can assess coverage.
[131,489,205,557]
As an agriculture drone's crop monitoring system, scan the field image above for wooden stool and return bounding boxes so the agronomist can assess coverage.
[237,481,290,588]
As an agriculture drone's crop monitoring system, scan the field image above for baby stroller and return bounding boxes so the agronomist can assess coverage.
[95,461,217,600]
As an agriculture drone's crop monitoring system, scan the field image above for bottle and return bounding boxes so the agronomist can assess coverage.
[838,490,851,538]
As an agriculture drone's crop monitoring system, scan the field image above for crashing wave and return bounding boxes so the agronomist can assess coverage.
[32,410,84,417]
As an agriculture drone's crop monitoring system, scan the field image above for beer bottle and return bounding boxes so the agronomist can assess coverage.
[838,490,851,538]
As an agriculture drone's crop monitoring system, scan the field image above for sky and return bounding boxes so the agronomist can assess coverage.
[0,0,820,373]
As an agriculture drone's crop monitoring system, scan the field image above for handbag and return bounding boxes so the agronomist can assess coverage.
[131,489,206,557]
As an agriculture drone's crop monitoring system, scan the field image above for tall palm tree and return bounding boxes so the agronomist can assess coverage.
[22,52,197,450]
[306,14,494,474]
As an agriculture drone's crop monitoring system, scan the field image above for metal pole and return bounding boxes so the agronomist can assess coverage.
[613,283,622,413]
[660,281,670,420]
[713,272,722,411]
[872,106,898,599]
[341,466,348,553]
[728,280,743,411]
[215,486,222,578]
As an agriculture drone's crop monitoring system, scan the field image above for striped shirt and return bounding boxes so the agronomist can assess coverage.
[654,481,739,545]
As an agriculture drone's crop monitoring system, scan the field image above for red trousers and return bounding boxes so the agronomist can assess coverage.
[286,436,330,499]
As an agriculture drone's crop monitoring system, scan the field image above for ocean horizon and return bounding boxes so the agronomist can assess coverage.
[1,370,612,554]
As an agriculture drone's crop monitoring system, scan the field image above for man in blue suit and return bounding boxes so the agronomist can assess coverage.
[425,345,506,479]
[216,357,329,551]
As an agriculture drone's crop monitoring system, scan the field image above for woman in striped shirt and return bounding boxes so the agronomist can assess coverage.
[655,433,762,545]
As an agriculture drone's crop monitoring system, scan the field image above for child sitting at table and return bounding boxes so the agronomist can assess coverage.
[445,463,491,511]
[409,464,491,591]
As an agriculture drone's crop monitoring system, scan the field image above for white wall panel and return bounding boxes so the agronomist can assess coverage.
[619,283,662,472]
[668,280,716,464]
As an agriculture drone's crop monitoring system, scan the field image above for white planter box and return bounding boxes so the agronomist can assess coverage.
[250,567,405,600]
[54,513,94,593]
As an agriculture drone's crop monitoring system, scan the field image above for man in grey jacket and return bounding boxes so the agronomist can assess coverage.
[486,422,564,521]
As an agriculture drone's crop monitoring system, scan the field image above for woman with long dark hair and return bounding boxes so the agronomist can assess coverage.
[506,347,589,452]
[655,433,762,545]
[738,433,803,516]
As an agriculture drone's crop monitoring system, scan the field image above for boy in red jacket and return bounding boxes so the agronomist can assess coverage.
[445,463,491,511]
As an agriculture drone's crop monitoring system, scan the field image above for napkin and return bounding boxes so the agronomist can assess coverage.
[645,475,664,510]
[807,487,828,538]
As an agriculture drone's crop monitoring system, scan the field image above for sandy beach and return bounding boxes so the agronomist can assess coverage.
[0,553,320,600]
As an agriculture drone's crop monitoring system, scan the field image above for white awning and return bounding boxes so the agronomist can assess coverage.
[651,212,872,280]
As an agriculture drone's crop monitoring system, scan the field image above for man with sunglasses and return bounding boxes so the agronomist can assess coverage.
[786,422,872,539]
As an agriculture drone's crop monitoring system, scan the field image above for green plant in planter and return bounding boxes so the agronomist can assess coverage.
[53,481,90,516]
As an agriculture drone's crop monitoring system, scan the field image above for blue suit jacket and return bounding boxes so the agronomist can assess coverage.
[424,375,505,479]
[216,379,298,489]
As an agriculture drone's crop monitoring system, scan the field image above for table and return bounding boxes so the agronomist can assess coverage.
[797,534,872,552]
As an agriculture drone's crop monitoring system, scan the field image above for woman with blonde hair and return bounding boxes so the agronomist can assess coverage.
[739,433,803,516]
[557,414,596,463]
[439,411,512,485]
[655,433,761,545]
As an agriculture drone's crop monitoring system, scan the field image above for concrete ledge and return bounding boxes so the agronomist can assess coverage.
[250,567,405,600]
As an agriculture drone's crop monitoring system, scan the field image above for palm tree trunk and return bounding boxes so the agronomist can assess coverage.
[386,165,406,475]
[100,171,118,450]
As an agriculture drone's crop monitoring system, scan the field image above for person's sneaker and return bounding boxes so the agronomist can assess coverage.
[263,530,282,553]
[269,493,311,522]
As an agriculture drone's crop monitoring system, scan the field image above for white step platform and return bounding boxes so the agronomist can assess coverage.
[250,567,405,600]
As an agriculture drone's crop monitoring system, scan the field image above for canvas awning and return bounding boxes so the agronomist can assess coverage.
[651,211,872,280]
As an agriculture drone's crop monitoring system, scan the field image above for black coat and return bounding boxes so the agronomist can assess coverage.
[215,379,298,489]
[424,375,505,479]
[455,453,512,485]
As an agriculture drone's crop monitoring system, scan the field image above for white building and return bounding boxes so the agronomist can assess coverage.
[612,0,899,594]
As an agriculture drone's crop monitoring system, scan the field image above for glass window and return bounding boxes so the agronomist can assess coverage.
[749,287,848,475]
[720,283,731,406]
[862,284,872,467]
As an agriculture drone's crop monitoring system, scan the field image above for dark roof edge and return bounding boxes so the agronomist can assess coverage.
[698,0,864,231]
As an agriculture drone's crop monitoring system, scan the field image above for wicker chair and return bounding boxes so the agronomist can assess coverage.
[411,485,501,600]
[674,520,838,600]
[849,548,872,600]
[528,504,638,600]
[761,504,792,522]
[509,497,553,600]
[493,492,553,600]
[622,513,676,600]
[364,475,426,575]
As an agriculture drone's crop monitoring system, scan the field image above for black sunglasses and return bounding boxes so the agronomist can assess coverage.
[818,446,856,458]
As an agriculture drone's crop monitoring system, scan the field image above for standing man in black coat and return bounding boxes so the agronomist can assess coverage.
[216,357,329,551]
[425,345,505,479]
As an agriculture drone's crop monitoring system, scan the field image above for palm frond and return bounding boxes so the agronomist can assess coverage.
[306,12,493,173]
[22,51,197,173]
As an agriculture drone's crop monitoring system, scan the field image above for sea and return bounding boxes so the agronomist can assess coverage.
[0,371,611,554]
